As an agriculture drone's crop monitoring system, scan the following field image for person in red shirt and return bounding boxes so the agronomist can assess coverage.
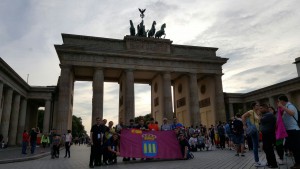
[148,118,159,131]
[22,130,29,154]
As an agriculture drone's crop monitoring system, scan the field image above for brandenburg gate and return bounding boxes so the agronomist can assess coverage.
[54,33,228,133]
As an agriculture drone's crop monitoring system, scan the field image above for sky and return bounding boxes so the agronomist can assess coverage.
[1,0,300,132]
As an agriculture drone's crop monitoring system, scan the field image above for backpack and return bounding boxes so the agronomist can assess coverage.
[233,119,243,135]
[292,107,300,127]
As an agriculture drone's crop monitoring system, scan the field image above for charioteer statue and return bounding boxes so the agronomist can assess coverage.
[129,8,166,39]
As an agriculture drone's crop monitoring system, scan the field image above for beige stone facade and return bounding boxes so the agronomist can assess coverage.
[54,34,227,131]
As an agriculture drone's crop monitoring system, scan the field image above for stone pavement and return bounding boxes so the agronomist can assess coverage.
[0,145,51,164]
[0,145,295,169]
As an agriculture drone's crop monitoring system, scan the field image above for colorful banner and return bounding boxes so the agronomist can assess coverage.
[120,129,182,159]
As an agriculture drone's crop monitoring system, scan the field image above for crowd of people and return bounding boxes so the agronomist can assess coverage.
[10,94,300,169]
[87,94,300,169]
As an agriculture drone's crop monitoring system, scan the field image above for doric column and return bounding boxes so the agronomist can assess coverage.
[229,103,234,118]
[163,72,173,121]
[189,73,200,126]
[268,96,275,108]
[43,99,51,133]
[0,88,13,142]
[17,98,27,145]
[8,94,21,145]
[214,74,226,122]
[92,68,104,122]
[52,99,58,130]
[57,65,74,134]
[124,70,135,121]
[0,81,3,125]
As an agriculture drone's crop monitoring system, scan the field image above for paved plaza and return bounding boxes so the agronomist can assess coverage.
[0,145,295,169]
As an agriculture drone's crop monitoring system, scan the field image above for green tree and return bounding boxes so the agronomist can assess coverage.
[134,113,152,124]
[37,109,44,132]
[72,115,87,138]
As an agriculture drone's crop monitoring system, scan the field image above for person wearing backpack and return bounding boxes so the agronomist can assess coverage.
[277,95,300,169]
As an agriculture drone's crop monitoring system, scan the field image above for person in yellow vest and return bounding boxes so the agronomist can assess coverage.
[41,133,50,153]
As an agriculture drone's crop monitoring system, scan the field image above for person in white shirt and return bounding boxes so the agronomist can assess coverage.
[64,130,72,158]
[188,133,198,152]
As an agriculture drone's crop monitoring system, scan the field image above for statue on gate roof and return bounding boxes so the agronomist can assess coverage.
[128,8,166,39]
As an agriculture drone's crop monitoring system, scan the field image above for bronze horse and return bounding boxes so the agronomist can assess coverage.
[148,21,156,38]
[155,23,166,38]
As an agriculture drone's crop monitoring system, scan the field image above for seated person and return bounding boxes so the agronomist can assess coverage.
[105,133,120,164]
[178,133,190,159]
[197,134,205,151]
[188,133,198,152]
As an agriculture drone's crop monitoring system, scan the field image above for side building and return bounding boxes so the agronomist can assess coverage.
[0,57,58,146]
[224,57,300,120]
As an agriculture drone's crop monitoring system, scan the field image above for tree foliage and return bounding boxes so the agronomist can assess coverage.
[134,113,152,124]
[72,115,87,137]
[37,109,44,132]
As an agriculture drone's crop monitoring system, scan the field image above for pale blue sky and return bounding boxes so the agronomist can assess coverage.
[1,0,300,131]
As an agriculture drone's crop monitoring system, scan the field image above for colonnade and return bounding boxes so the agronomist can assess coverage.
[0,81,53,146]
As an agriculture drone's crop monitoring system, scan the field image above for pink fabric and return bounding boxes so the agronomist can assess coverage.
[120,129,182,159]
[276,107,288,140]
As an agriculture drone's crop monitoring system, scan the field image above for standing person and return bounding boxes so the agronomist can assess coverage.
[188,125,195,138]
[52,133,61,158]
[29,127,39,154]
[209,126,215,146]
[103,121,115,164]
[115,121,124,134]
[232,113,245,157]
[161,118,172,131]
[217,121,225,150]
[21,130,29,154]
[270,106,287,165]
[64,130,72,158]
[171,118,183,130]
[148,118,159,131]
[136,119,148,131]
[242,102,263,166]
[41,133,50,153]
[260,104,278,168]
[225,120,234,150]
[49,129,56,159]
[277,95,300,169]
[89,117,106,168]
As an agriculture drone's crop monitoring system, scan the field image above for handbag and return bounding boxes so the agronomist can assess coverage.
[246,111,258,135]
